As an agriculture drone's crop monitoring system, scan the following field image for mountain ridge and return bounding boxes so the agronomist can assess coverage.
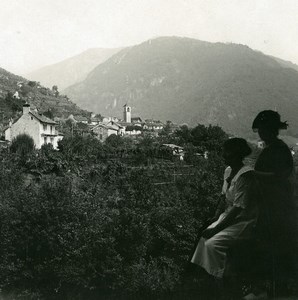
[64,36,298,137]
[0,67,88,128]
[26,47,122,90]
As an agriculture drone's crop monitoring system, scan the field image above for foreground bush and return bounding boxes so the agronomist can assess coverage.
[10,133,35,164]
[0,130,225,299]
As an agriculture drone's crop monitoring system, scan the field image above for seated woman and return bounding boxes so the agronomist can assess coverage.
[191,138,258,279]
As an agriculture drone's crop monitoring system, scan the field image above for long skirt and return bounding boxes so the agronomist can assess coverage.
[191,214,255,278]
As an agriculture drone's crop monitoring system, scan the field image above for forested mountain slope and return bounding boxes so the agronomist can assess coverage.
[65,37,298,136]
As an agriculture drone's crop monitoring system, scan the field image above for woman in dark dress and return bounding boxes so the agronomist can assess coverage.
[252,110,297,283]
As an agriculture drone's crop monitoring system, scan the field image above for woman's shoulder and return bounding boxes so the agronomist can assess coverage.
[236,166,254,182]
[272,138,291,151]
[232,166,254,184]
[261,139,292,160]
[270,139,293,162]
[238,165,253,176]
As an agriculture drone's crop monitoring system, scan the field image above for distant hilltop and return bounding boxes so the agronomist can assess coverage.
[26,48,122,90]
[0,67,89,131]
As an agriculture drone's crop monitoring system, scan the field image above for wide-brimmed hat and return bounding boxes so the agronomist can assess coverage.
[252,110,288,132]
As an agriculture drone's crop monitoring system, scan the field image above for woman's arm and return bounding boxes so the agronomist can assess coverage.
[214,195,226,218]
[254,168,292,180]
[206,167,230,223]
[202,172,253,239]
[254,170,275,179]
[202,206,241,239]
[206,194,226,224]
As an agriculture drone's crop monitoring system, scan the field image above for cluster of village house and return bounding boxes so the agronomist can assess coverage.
[76,104,166,141]
[4,103,168,150]
[5,101,289,161]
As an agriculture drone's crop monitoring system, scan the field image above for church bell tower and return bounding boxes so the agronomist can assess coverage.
[123,104,131,123]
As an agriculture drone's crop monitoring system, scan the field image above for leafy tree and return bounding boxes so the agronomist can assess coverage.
[138,135,155,148]
[10,134,35,163]
[105,134,124,148]
[58,135,104,164]
[76,122,90,135]
[158,121,176,145]
[4,92,24,112]
[20,84,32,97]
[52,85,59,97]
[175,124,192,144]
[177,124,228,154]
[0,122,247,299]
[43,109,54,119]
[28,81,37,87]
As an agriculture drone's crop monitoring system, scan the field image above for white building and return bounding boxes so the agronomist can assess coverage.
[13,91,20,99]
[67,114,89,124]
[5,104,63,149]
[102,116,119,123]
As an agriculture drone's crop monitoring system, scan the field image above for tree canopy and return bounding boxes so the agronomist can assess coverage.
[0,123,268,299]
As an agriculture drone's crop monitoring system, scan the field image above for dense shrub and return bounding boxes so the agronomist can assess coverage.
[0,125,227,299]
[4,91,25,112]
[10,134,35,165]
[10,133,35,154]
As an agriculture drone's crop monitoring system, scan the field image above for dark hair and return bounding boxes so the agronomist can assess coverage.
[223,138,252,159]
[252,110,288,132]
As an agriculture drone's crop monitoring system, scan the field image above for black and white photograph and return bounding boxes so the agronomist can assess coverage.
[0,1,298,299]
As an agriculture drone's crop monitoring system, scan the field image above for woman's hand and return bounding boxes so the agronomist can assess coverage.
[206,216,217,225]
[201,228,217,239]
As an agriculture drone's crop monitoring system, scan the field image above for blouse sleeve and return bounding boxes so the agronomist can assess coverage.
[233,172,254,209]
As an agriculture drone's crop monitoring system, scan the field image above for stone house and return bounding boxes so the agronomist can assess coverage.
[73,115,89,124]
[91,121,123,142]
[131,117,143,123]
[90,117,101,126]
[5,104,63,149]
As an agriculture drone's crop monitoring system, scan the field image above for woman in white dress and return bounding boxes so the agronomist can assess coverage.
[191,138,259,279]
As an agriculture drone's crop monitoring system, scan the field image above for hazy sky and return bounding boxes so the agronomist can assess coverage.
[1,0,298,74]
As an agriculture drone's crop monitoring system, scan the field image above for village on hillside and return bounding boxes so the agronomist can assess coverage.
[3,94,298,159]
[2,81,190,159]
[3,100,177,146]
[0,75,216,167]
[2,79,298,155]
